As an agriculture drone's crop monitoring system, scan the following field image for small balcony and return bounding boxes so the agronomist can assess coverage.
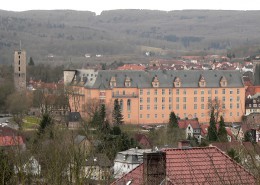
[112,93,138,98]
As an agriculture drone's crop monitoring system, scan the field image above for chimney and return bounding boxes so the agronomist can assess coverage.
[143,151,166,185]
[178,140,191,149]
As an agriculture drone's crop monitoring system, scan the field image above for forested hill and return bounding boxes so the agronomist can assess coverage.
[1,9,260,64]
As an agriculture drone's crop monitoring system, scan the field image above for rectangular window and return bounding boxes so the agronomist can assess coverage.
[230,97,233,102]
[201,90,204,95]
[237,112,240,116]
[194,90,198,95]
[169,89,172,95]
[176,104,179,110]
[201,113,204,117]
[155,114,157,118]
[230,112,233,117]
[237,103,240,109]
[147,89,150,95]
[222,89,225,94]
[176,97,179,102]
[140,89,143,95]
[162,89,165,95]
[169,97,172,103]
[201,104,204,109]
[154,97,157,103]
[154,104,158,110]
[208,90,211,94]
[222,104,225,109]
[128,114,130,118]
[154,89,158,95]
[237,97,240,102]
[176,89,180,95]
[230,90,233,94]
[230,104,233,109]
[140,114,142,118]
[147,97,150,103]
[194,97,197,102]
[194,104,197,109]
[140,98,143,103]
[162,97,165,103]
[147,105,150,110]
[237,89,240,94]
[183,90,186,95]
[183,97,186,102]
[147,114,150,118]
[201,97,204,102]
[140,105,143,110]
[169,104,172,110]
[162,114,165,118]
[183,104,186,110]
[222,97,225,102]
[162,105,165,110]
[215,90,218,94]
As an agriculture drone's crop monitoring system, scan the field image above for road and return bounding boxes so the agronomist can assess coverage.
[0,116,19,130]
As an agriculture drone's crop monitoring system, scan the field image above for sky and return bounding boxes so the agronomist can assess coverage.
[1,0,260,15]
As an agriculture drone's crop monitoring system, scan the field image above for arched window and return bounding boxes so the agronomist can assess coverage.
[120,99,123,111]
[127,99,131,111]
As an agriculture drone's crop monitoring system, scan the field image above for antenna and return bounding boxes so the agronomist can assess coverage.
[19,40,22,50]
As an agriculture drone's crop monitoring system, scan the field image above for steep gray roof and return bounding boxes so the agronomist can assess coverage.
[72,70,244,88]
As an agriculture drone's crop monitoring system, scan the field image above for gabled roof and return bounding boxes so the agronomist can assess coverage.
[111,147,257,185]
[85,153,112,167]
[0,136,24,147]
[178,119,200,129]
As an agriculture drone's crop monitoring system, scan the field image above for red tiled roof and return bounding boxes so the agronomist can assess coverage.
[178,119,200,129]
[111,147,256,185]
[117,64,146,71]
[0,136,24,146]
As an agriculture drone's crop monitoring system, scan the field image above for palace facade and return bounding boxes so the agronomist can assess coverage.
[64,69,245,124]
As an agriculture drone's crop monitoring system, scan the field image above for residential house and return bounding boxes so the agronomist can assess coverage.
[134,133,152,149]
[113,148,152,179]
[111,146,257,185]
[178,119,201,140]
[67,112,82,128]
[84,154,112,182]
[14,156,41,176]
[245,96,260,115]
[0,127,25,149]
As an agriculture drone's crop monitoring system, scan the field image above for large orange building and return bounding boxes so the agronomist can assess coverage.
[64,69,245,124]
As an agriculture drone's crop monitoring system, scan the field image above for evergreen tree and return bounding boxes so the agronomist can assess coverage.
[168,111,178,128]
[100,104,106,125]
[28,57,35,66]
[38,113,52,135]
[227,148,241,163]
[112,99,124,125]
[218,116,228,142]
[208,108,218,141]
[244,130,254,142]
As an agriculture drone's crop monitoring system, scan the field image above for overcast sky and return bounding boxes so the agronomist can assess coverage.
[1,0,260,14]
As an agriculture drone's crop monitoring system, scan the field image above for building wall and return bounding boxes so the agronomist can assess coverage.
[14,50,26,91]
[67,70,245,125]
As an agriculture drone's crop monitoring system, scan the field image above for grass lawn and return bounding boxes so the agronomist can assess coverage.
[23,116,40,129]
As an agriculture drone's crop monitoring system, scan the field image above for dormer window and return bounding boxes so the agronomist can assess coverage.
[174,77,181,87]
[125,76,131,87]
[199,75,206,87]
[220,76,227,87]
[152,75,159,87]
[110,76,116,88]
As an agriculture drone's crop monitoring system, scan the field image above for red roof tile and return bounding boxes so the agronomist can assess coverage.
[112,147,256,185]
[178,119,200,129]
[0,136,24,146]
